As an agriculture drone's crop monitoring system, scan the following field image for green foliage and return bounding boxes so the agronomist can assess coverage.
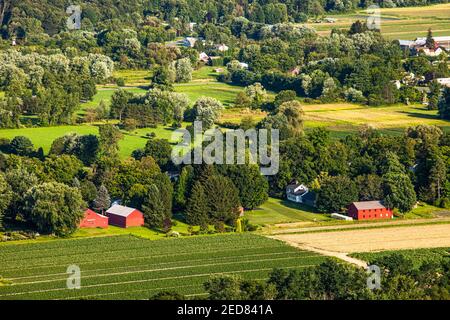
[218,164,269,210]
[24,182,85,236]
[142,138,172,169]
[439,87,450,120]
[185,181,209,230]
[383,172,417,213]
[0,173,12,229]
[9,136,34,156]
[316,176,358,213]
[203,174,241,226]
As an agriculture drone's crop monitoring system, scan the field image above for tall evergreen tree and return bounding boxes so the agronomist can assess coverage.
[142,184,165,229]
[185,182,209,230]
[425,28,435,49]
[174,166,194,209]
[428,81,441,111]
[93,184,111,214]
[438,87,450,120]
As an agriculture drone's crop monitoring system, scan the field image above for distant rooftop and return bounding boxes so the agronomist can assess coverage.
[352,201,387,210]
[106,204,137,217]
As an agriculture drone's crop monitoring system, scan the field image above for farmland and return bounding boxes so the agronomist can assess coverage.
[351,247,450,267]
[0,234,326,300]
[303,103,450,137]
[272,223,450,254]
[308,3,450,40]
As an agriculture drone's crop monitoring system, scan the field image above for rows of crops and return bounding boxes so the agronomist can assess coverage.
[0,234,326,300]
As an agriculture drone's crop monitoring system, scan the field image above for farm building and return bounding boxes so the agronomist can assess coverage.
[348,201,393,221]
[79,209,109,229]
[286,181,316,207]
[106,205,145,228]
[436,78,450,88]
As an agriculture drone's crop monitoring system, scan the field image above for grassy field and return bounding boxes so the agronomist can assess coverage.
[351,247,450,267]
[246,197,331,226]
[0,124,185,159]
[0,234,326,300]
[307,3,450,40]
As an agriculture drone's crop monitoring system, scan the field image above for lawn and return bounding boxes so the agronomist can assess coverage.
[113,69,151,86]
[306,3,450,40]
[174,80,244,107]
[77,86,147,116]
[0,123,186,159]
[246,197,331,226]
[0,234,326,300]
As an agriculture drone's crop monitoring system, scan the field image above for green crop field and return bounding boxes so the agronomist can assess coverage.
[307,3,450,40]
[351,247,450,267]
[0,234,326,300]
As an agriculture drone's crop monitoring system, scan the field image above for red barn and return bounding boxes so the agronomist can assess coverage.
[106,204,145,228]
[79,209,109,229]
[348,201,393,221]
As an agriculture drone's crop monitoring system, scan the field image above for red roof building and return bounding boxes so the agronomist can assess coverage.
[106,205,145,228]
[79,209,109,229]
[348,201,393,221]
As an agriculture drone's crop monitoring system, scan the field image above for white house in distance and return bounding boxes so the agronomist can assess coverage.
[398,36,450,56]
[436,78,450,88]
[199,52,210,63]
[216,44,229,52]
[286,181,316,207]
[238,62,249,69]
[181,37,198,48]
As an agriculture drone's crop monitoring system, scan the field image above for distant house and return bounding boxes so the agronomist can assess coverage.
[106,205,145,228]
[436,78,450,88]
[398,36,449,56]
[286,181,316,207]
[79,209,109,229]
[416,36,450,50]
[347,201,393,221]
[416,46,444,57]
[199,52,210,63]
[181,37,198,48]
[238,62,249,69]
[290,67,301,76]
[216,44,229,52]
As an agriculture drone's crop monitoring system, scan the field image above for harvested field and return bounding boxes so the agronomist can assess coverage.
[272,224,450,253]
